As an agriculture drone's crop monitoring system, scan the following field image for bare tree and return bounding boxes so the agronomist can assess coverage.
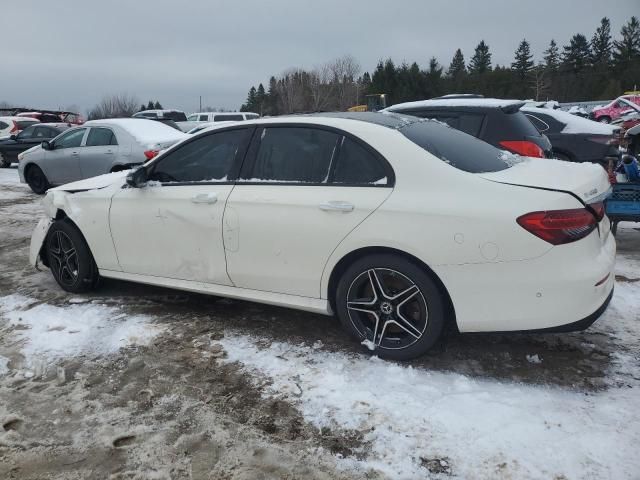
[528,65,550,101]
[87,93,141,120]
[329,55,361,110]
[277,69,307,114]
[309,63,333,112]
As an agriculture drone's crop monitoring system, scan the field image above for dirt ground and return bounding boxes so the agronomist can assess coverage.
[1,166,639,479]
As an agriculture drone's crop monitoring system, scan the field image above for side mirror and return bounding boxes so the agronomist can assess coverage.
[41,140,52,150]
[126,166,148,188]
[10,134,17,140]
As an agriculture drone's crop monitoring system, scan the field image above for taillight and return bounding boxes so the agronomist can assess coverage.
[517,209,597,245]
[499,140,545,158]
[9,121,19,133]
[588,202,605,221]
[144,150,159,160]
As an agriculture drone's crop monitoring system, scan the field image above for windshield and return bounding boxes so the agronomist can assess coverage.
[400,120,515,173]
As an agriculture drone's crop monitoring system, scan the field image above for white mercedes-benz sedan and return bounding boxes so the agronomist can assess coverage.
[29,112,615,360]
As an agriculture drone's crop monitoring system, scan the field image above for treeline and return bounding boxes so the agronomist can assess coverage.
[240,16,640,115]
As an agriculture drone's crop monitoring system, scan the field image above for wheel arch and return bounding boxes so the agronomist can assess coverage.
[39,210,89,268]
[326,246,458,331]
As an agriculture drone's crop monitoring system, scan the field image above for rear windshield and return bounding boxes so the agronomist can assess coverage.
[164,111,187,122]
[400,120,516,173]
[17,120,38,129]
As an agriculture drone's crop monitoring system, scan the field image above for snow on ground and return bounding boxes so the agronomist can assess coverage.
[0,294,164,374]
[0,356,8,375]
[220,244,640,479]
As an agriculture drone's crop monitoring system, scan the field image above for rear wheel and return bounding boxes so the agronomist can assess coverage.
[335,254,446,360]
[45,219,99,293]
[25,164,50,194]
[553,151,572,162]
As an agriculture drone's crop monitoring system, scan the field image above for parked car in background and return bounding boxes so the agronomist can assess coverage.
[521,107,621,164]
[383,98,553,158]
[28,112,614,361]
[138,117,183,131]
[0,116,39,139]
[133,109,188,121]
[181,112,259,133]
[17,111,65,123]
[186,121,239,134]
[590,95,640,123]
[18,118,187,193]
[0,124,69,167]
[14,109,84,125]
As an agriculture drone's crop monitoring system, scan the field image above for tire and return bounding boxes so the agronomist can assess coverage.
[335,254,446,361]
[598,116,611,124]
[0,152,10,168]
[611,221,618,236]
[45,219,99,293]
[25,164,50,194]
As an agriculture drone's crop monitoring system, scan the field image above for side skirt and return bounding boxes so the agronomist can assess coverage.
[99,269,333,315]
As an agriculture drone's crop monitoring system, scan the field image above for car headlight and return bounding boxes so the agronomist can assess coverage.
[18,153,24,161]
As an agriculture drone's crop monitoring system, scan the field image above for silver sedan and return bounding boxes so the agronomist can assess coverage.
[18,118,187,193]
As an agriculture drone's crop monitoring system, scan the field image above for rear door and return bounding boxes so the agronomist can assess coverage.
[224,125,393,298]
[81,127,120,178]
[44,128,87,184]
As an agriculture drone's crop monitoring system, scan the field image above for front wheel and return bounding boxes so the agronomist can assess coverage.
[0,152,10,168]
[25,164,50,194]
[45,219,99,293]
[335,254,446,361]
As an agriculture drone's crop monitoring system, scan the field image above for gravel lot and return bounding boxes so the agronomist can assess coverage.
[1,166,639,479]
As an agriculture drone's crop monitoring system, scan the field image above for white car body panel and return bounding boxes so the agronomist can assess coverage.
[29,115,616,334]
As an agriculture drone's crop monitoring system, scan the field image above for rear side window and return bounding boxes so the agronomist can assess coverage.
[149,128,249,183]
[199,114,209,121]
[525,114,550,133]
[401,121,513,173]
[86,128,117,146]
[333,137,388,185]
[245,113,259,119]
[0,121,8,130]
[406,111,484,137]
[249,127,339,183]
[215,114,244,121]
[164,111,187,122]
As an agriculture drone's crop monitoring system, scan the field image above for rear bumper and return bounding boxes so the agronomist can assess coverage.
[434,228,616,333]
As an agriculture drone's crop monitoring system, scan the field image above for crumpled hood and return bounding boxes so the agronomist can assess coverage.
[50,170,130,192]
[478,157,611,203]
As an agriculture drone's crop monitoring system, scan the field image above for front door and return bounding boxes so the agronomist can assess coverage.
[109,127,252,284]
[44,127,87,184]
[224,126,393,298]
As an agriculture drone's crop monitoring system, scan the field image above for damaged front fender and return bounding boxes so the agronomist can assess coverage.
[29,217,53,268]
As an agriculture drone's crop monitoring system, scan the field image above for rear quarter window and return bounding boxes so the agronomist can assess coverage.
[400,120,514,173]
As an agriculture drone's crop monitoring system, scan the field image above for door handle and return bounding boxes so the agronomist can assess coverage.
[104,150,114,155]
[319,201,354,212]
[191,193,218,204]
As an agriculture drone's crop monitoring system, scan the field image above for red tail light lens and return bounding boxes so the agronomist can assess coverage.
[9,121,19,133]
[588,202,605,221]
[499,140,545,158]
[517,209,597,245]
[144,150,159,160]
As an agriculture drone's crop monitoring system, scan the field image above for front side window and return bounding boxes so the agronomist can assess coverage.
[187,114,198,121]
[333,137,388,185]
[149,128,249,183]
[17,126,35,139]
[54,128,86,149]
[32,127,51,138]
[86,127,117,146]
[248,127,339,183]
[215,114,244,122]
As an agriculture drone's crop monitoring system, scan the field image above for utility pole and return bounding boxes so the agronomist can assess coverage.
[199,96,202,112]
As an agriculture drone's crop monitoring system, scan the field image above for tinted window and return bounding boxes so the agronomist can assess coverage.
[41,114,61,123]
[164,111,188,122]
[149,129,249,183]
[32,127,51,138]
[333,137,388,185]
[86,127,117,146]
[403,111,484,137]
[0,121,8,130]
[215,114,244,121]
[17,126,35,139]
[525,114,550,133]
[16,120,38,130]
[199,114,209,121]
[400,121,512,173]
[245,113,259,119]
[54,128,86,149]
[249,127,339,183]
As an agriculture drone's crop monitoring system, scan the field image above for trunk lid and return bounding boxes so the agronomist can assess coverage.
[478,157,611,204]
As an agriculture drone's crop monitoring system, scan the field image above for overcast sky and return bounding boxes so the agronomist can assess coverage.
[2,0,637,115]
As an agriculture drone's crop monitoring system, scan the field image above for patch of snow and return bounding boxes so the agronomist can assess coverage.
[360,339,376,351]
[220,267,640,480]
[50,170,129,192]
[0,294,164,366]
[386,98,523,111]
[0,356,9,375]
[83,118,187,146]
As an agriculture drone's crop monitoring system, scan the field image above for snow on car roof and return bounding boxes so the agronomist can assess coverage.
[385,98,525,110]
[83,118,187,144]
[521,107,619,135]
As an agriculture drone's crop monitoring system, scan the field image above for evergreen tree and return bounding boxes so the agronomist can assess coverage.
[245,86,257,111]
[562,34,592,73]
[255,83,266,115]
[146,100,155,110]
[511,39,534,79]
[613,16,640,66]
[139,104,146,112]
[591,17,612,66]
[154,101,163,109]
[469,40,492,74]
[447,49,466,78]
[267,76,279,115]
[425,57,444,98]
[543,39,560,71]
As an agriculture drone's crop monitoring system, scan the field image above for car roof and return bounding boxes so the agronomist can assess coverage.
[385,98,526,112]
[83,118,188,144]
[0,116,40,121]
[137,109,184,114]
